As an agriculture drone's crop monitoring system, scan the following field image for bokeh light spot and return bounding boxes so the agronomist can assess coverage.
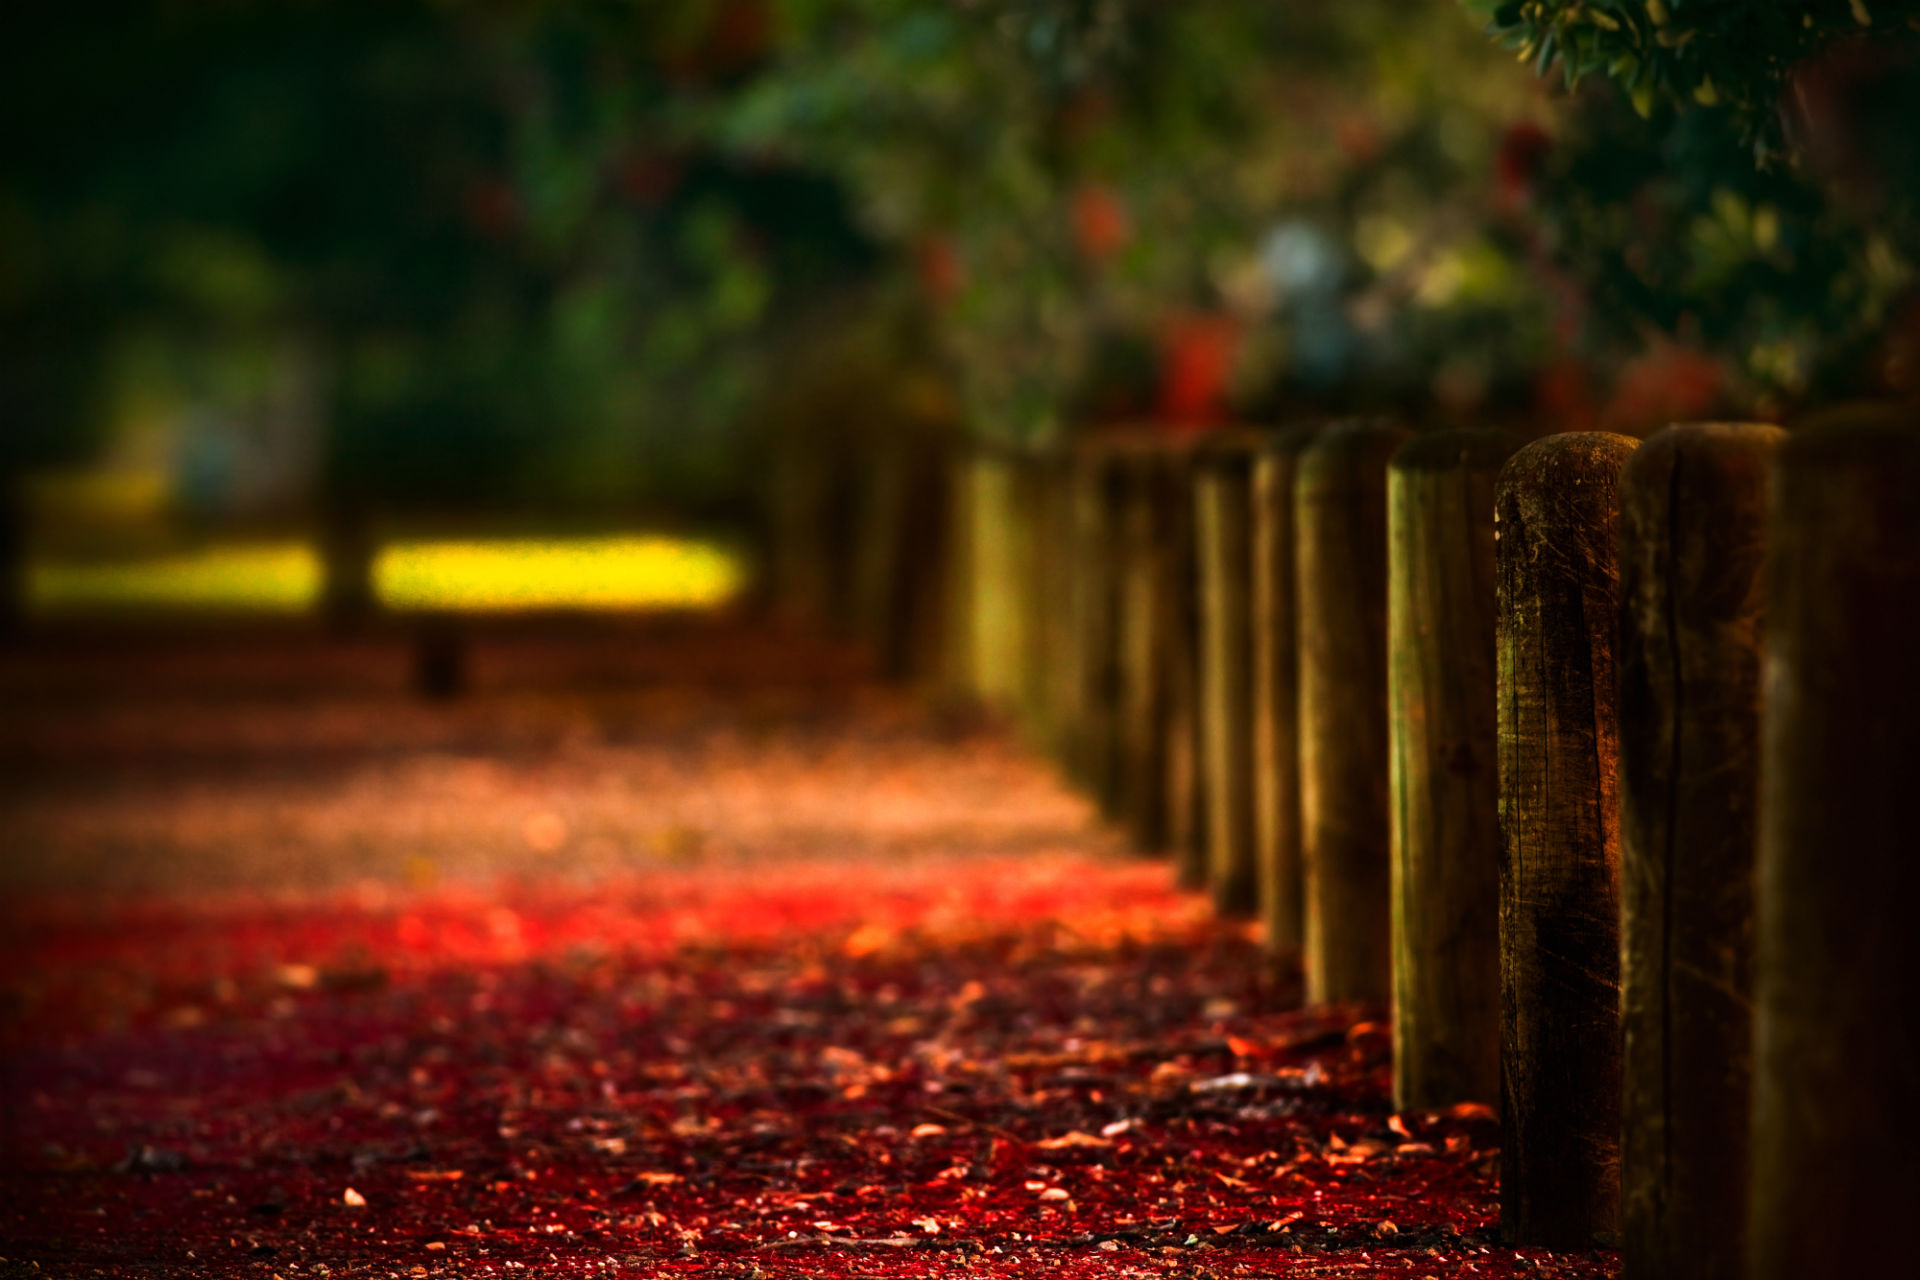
[374,535,746,612]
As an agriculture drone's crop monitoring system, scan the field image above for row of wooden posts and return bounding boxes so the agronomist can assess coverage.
[776,411,1916,1275]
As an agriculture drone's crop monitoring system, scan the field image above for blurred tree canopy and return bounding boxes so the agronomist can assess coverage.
[1,0,878,520]
[1460,2,1920,417]
[6,0,1917,536]
[705,0,1557,440]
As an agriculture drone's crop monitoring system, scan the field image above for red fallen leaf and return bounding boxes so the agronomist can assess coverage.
[1226,1034,1259,1058]
[1035,1131,1110,1150]
[1449,1101,1498,1124]
[1387,1114,1413,1139]
[1267,1211,1305,1231]
[631,1171,680,1185]
[909,1123,947,1139]
[404,1169,464,1182]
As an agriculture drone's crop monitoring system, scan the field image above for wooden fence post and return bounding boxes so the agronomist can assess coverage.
[1115,438,1184,851]
[851,433,954,683]
[1387,428,1519,1111]
[1616,423,1781,1280]
[1070,440,1126,816]
[962,445,1033,715]
[1196,433,1264,916]
[1297,420,1410,1002]
[1495,431,1639,1249]
[1030,452,1079,767]
[1749,411,1920,1280]
[1163,443,1209,889]
[1251,427,1319,953]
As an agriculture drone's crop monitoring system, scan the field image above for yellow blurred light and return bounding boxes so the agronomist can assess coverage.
[373,535,746,612]
[29,542,321,614]
[1355,215,1414,274]
[27,534,746,616]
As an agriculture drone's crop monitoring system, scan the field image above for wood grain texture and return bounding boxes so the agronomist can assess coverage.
[1616,424,1780,1280]
[1749,410,1920,1280]
[1252,428,1320,953]
[1297,420,1410,1004]
[1197,435,1262,917]
[1495,430,1638,1249]
[1388,428,1519,1112]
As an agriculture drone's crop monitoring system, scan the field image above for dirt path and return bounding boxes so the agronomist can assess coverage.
[0,618,1612,1278]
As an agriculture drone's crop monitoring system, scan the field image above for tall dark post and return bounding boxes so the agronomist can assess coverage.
[1495,431,1638,1249]
[1387,428,1518,1111]
[1115,440,1183,851]
[1031,453,1079,768]
[1617,424,1780,1280]
[1195,433,1262,916]
[1749,411,1920,1280]
[1069,442,1125,816]
[319,497,379,633]
[1296,420,1408,1003]
[1163,444,1208,888]
[1250,427,1318,953]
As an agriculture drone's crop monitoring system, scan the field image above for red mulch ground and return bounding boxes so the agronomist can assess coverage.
[0,617,1616,1279]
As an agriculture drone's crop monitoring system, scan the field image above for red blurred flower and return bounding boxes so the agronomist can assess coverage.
[615,150,684,207]
[1601,340,1726,436]
[1533,355,1598,435]
[1157,314,1241,429]
[915,234,963,306]
[1070,185,1130,263]
[1495,121,1553,212]
[1336,114,1383,165]
[462,177,519,240]
[662,0,775,84]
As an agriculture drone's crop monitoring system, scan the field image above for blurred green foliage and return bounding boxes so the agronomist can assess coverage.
[7,0,1918,527]
[1,0,876,516]
[1463,1,1920,415]
[1465,2,1918,154]
[712,0,1555,440]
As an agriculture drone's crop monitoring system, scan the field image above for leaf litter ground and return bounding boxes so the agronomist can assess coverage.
[0,617,1615,1278]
